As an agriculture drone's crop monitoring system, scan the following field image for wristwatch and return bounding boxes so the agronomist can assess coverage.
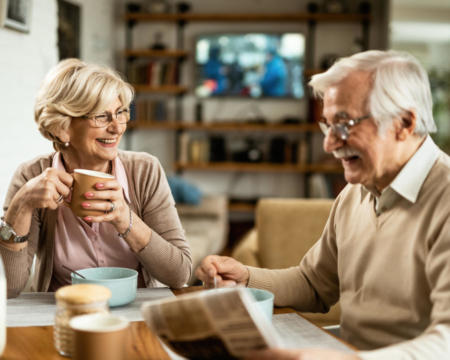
[0,218,28,243]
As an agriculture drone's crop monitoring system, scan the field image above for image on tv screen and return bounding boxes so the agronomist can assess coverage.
[195,33,305,99]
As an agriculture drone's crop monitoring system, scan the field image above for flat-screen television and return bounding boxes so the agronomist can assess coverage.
[195,33,305,99]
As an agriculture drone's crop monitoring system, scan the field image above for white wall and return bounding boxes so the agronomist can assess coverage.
[72,0,116,66]
[0,0,116,207]
[0,0,58,206]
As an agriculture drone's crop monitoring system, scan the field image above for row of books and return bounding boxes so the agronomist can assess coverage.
[132,98,167,122]
[128,61,179,86]
[177,133,309,165]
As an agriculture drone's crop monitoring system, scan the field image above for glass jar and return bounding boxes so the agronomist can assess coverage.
[54,284,111,357]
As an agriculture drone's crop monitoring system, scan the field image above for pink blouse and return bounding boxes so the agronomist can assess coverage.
[49,153,139,291]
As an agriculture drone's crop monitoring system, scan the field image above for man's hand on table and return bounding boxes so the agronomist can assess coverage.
[195,255,249,288]
[246,348,361,360]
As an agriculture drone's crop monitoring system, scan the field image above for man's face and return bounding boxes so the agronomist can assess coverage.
[322,71,399,191]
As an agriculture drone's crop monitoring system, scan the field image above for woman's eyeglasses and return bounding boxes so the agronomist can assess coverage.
[318,114,371,140]
[82,108,130,128]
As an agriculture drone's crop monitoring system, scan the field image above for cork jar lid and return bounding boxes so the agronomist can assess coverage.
[55,284,111,304]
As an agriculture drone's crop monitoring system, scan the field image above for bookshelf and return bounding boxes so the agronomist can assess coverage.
[123,10,372,197]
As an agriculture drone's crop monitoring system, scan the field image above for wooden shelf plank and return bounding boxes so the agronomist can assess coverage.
[174,162,342,173]
[180,122,320,132]
[127,121,179,129]
[124,49,189,58]
[133,84,188,94]
[125,12,371,23]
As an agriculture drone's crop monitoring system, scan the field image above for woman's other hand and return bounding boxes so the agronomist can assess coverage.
[195,255,249,288]
[19,168,73,211]
[2,168,73,249]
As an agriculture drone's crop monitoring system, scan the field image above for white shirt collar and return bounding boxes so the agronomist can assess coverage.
[389,135,440,203]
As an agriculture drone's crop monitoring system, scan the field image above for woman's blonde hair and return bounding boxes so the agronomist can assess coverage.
[35,58,134,151]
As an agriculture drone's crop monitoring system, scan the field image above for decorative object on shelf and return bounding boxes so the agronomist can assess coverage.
[358,1,371,14]
[306,1,319,13]
[269,137,287,163]
[1,0,32,32]
[209,136,227,162]
[126,2,142,13]
[282,116,303,124]
[176,1,191,13]
[146,0,170,14]
[150,31,166,50]
[189,138,209,164]
[322,0,348,14]
[195,101,203,123]
[231,138,263,163]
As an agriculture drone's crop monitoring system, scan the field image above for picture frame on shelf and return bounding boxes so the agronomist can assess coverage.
[0,0,32,33]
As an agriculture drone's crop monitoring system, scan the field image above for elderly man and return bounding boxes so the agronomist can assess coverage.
[196,50,450,359]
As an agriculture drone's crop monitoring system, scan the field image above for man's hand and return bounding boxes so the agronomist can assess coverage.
[195,255,249,288]
[246,348,361,360]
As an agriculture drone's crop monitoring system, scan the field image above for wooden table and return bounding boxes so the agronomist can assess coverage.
[2,287,349,359]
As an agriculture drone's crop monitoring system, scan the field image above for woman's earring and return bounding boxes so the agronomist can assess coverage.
[64,142,70,148]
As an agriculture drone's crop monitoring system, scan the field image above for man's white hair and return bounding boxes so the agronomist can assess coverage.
[309,50,436,135]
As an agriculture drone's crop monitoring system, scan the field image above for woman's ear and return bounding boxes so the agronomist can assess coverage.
[52,128,70,145]
[396,110,416,141]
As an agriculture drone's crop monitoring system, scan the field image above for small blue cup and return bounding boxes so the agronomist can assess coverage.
[247,288,274,321]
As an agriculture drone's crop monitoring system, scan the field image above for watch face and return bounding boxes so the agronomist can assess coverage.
[0,225,13,241]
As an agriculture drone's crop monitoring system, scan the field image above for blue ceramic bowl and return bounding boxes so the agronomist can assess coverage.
[247,288,274,321]
[71,267,138,307]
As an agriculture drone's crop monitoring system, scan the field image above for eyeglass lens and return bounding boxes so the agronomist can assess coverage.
[93,109,129,127]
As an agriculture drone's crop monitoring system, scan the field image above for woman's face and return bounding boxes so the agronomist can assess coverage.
[66,98,127,171]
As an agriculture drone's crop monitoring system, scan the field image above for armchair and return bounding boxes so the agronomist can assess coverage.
[232,198,340,327]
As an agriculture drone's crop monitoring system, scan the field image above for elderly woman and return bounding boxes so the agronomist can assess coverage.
[0,59,191,298]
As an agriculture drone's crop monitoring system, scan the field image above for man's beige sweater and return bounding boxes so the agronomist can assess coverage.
[249,150,450,358]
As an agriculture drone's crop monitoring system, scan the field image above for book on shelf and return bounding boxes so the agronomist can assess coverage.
[134,98,167,122]
[141,287,282,359]
[128,60,179,87]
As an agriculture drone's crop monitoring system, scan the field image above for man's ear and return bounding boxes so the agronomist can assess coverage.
[396,110,416,141]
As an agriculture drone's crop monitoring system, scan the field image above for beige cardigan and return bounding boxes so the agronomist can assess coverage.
[1,151,192,298]
[249,151,450,358]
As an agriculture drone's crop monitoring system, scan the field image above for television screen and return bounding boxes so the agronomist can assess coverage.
[195,33,305,99]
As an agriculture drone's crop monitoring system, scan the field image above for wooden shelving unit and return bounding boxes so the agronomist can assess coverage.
[124,10,370,202]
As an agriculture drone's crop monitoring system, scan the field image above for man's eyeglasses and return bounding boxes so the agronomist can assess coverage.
[318,114,371,140]
[82,108,130,128]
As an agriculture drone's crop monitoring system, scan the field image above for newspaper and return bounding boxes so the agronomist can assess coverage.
[141,287,283,359]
